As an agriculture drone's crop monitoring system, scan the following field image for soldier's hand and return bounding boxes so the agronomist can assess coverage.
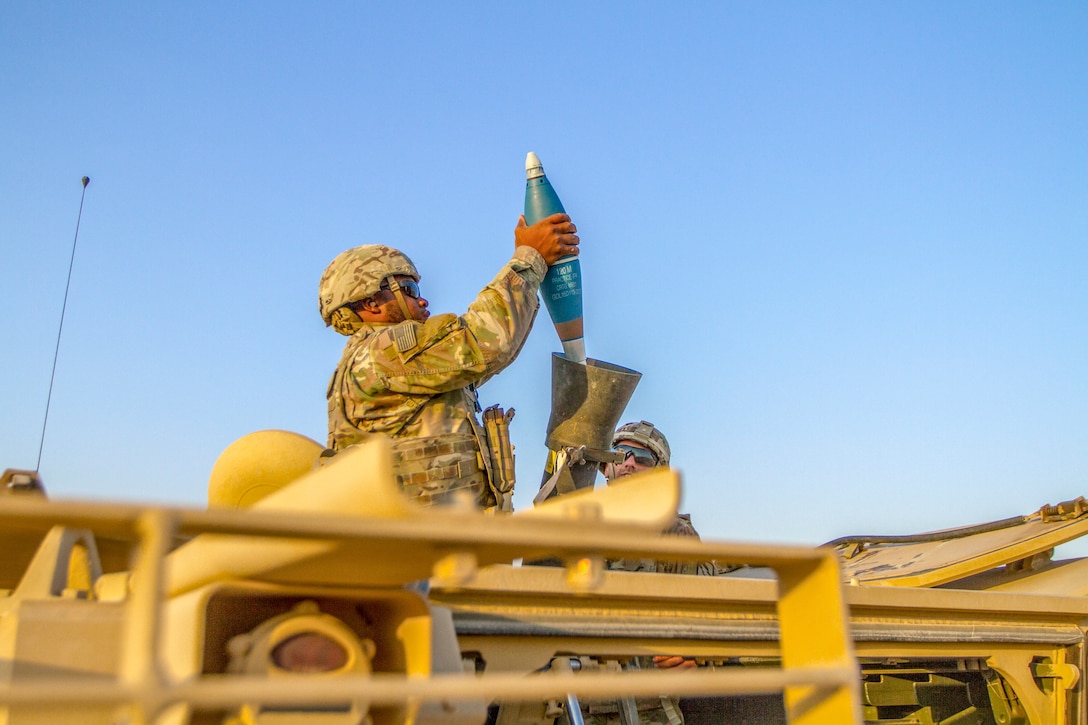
[514,213,579,267]
[652,655,698,671]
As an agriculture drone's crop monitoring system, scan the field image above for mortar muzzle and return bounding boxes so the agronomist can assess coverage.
[539,354,641,497]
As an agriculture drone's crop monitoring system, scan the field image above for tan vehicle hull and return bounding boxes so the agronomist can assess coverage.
[3,439,1084,724]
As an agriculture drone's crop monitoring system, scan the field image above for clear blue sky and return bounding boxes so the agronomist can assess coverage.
[3,3,1085,554]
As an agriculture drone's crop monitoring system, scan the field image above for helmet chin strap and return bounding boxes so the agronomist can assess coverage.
[384,275,415,321]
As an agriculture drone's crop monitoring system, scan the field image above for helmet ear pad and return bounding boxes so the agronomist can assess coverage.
[329,306,366,336]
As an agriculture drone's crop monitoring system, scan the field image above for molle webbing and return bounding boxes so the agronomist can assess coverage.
[391,434,492,507]
[391,435,477,463]
[397,459,482,486]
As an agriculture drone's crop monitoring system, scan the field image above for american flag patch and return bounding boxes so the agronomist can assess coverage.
[394,323,418,353]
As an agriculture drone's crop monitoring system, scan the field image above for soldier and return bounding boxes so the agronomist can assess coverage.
[601,421,714,578]
[557,422,712,725]
[318,212,578,510]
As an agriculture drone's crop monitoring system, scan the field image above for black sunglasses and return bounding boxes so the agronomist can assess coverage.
[598,444,658,472]
[383,279,421,299]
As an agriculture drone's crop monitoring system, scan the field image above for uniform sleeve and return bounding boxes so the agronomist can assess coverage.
[367,246,547,395]
[459,245,546,380]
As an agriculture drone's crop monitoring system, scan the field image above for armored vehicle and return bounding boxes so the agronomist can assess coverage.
[3,429,1087,725]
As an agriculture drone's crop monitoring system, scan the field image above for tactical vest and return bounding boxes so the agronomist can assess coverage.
[324,338,497,508]
[389,432,494,508]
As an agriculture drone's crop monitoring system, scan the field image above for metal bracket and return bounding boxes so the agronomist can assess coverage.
[1039,496,1088,523]
[1,468,46,497]
[1033,661,1081,690]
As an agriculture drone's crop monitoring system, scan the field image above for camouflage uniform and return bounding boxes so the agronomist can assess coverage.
[607,513,716,576]
[321,244,546,507]
[579,423,710,725]
[570,515,712,725]
[573,658,685,725]
[576,689,684,725]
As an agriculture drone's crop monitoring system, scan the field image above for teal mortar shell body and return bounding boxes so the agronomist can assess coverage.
[524,161,583,330]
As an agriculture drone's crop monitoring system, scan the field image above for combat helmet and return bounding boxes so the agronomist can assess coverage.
[612,420,670,467]
[319,245,419,330]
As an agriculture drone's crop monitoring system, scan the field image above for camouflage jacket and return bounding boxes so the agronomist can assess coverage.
[327,245,546,450]
[608,514,717,576]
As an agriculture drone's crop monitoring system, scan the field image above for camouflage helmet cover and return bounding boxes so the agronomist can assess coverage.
[318,244,420,325]
[612,420,671,467]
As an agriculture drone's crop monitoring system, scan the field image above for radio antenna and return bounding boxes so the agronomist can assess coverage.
[37,176,91,472]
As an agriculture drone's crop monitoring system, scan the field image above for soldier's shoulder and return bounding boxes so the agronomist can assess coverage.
[405,314,461,353]
[419,312,459,338]
[360,314,463,363]
[664,513,700,538]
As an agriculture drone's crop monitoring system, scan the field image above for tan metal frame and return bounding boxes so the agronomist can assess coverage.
[0,496,861,724]
[436,562,1088,724]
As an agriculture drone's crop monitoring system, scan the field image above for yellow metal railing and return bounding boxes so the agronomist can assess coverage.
[0,496,861,724]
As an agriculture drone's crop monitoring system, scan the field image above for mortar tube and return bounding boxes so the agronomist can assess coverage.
[538,354,641,499]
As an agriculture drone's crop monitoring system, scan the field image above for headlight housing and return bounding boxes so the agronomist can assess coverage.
[227,600,375,677]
